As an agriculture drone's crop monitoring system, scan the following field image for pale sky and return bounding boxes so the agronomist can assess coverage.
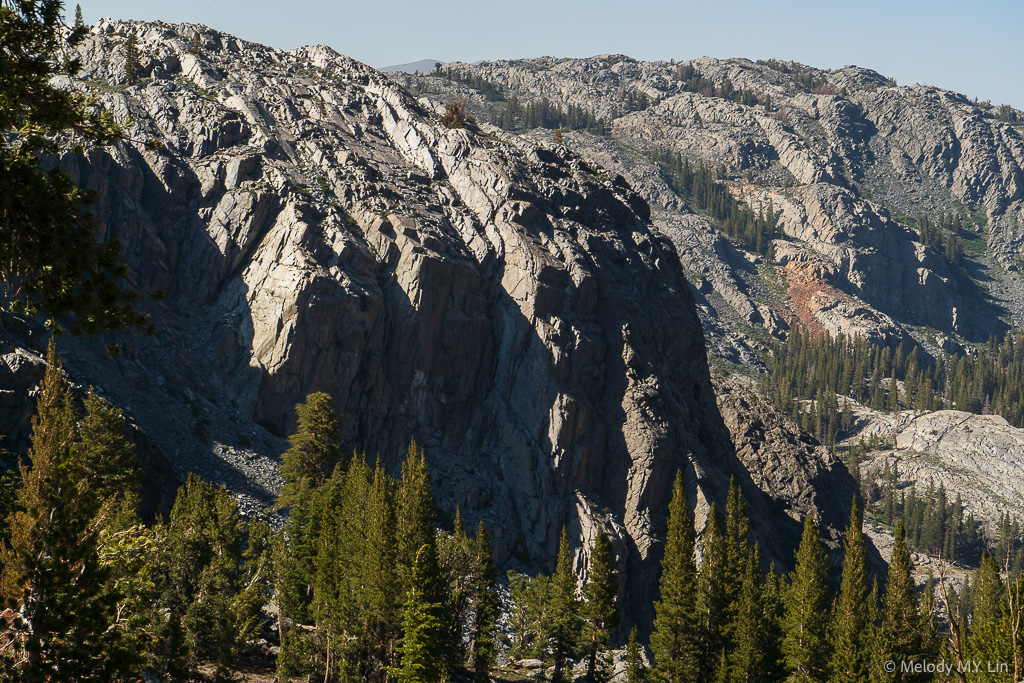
[80,0,1023,108]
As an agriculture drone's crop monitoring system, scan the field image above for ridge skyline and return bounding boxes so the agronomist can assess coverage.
[79,0,1023,111]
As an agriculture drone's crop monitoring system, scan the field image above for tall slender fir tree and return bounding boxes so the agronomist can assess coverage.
[783,515,833,683]
[651,470,700,683]
[830,499,874,683]
[582,530,621,680]
[549,527,581,683]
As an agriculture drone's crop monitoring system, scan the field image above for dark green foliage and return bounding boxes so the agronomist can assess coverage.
[652,149,777,255]
[783,515,832,683]
[361,462,403,677]
[967,553,1012,680]
[0,468,19,553]
[582,530,621,681]
[651,471,699,683]
[723,479,750,627]
[754,60,834,94]
[507,570,553,660]
[0,0,148,335]
[275,431,480,682]
[277,391,341,509]
[830,499,874,683]
[443,66,506,102]
[873,523,929,683]
[78,390,138,498]
[626,626,647,683]
[650,480,784,683]
[438,510,475,671]
[0,341,140,680]
[697,505,730,683]
[394,545,446,683]
[470,521,499,682]
[867,469,1001,565]
[550,526,582,682]
[912,213,966,271]
[728,545,780,683]
[766,326,1024,440]
[995,104,1019,123]
[73,3,83,28]
[495,94,610,135]
[163,474,268,681]
[398,440,437,592]
[673,63,763,106]
[307,456,401,681]
[123,30,139,85]
[7,375,1016,681]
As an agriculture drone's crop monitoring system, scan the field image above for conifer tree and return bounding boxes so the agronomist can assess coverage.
[471,521,499,683]
[508,570,553,659]
[0,341,135,680]
[78,390,138,499]
[123,29,139,85]
[651,470,700,683]
[277,391,340,509]
[438,508,475,671]
[723,479,751,638]
[549,526,581,683]
[626,625,647,683]
[397,440,436,591]
[968,553,1012,679]
[307,454,373,680]
[163,474,267,681]
[830,499,874,683]
[582,530,621,680]
[697,505,730,683]
[1007,571,1023,683]
[873,522,925,683]
[394,545,446,683]
[728,545,778,683]
[360,461,402,678]
[73,3,83,28]
[783,515,833,683]
[1,0,145,335]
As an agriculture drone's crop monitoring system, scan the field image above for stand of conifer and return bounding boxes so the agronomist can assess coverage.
[0,341,138,680]
[783,515,833,683]
[830,499,874,683]
[550,527,581,683]
[394,545,446,683]
[471,521,499,682]
[651,471,699,683]
[582,530,621,680]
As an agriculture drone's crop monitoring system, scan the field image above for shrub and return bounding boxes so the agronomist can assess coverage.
[442,97,469,128]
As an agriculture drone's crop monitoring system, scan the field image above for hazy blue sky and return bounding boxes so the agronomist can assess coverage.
[81,0,1023,107]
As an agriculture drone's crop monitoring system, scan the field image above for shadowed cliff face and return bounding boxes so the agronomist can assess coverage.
[0,19,862,626]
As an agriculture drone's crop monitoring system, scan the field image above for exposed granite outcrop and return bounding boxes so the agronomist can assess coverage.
[0,20,865,628]
[427,55,1024,340]
[860,410,1024,523]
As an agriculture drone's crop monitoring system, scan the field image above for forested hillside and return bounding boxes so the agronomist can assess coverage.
[4,349,1022,681]
[3,3,1024,681]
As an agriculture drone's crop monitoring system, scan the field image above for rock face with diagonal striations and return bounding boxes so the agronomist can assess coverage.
[422,55,1024,349]
[0,20,874,629]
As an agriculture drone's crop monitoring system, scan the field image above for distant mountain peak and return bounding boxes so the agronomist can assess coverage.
[379,58,442,73]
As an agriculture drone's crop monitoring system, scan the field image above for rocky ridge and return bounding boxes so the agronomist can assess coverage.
[0,20,864,626]
[418,55,1024,351]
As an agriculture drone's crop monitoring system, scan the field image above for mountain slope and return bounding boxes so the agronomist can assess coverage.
[0,20,863,626]
[415,55,1024,356]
